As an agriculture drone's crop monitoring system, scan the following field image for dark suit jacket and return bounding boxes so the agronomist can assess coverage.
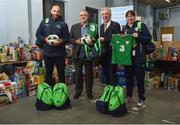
[70,23,98,60]
[100,21,120,57]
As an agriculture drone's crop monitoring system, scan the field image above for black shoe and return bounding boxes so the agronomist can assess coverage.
[73,93,81,99]
[87,94,93,99]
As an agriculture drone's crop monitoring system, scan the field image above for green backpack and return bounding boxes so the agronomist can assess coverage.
[96,85,127,117]
[80,23,100,60]
[96,85,114,114]
[35,82,53,111]
[88,23,98,38]
[108,86,127,117]
[84,38,103,60]
[53,83,71,110]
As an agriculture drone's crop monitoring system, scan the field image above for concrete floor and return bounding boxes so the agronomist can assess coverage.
[0,81,180,124]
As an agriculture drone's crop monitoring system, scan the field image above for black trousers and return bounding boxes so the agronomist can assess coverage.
[125,63,145,101]
[100,55,117,86]
[44,56,65,86]
[74,59,93,95]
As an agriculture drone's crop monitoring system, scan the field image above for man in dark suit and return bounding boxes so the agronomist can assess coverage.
[99,7,121,85]
[70,10,98,99]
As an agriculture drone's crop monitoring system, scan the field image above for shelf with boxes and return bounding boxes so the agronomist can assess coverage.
[153,41,180,62]
[0,59,45,106]
[0,60,28,67]
[0,43,45,106]
[146,41,180,91]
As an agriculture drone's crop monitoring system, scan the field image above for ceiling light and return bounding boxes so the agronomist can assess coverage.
[165,0,177,3]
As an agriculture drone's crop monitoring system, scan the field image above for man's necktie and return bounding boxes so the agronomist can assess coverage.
[104,23,107,32]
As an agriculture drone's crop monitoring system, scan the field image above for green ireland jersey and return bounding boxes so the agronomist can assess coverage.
[111,34,137,65]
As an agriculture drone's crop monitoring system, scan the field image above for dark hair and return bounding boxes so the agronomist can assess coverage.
[51,3,60,9]
[125,10,136,17]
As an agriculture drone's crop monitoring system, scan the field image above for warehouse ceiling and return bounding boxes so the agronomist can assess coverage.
[136,0,180,8]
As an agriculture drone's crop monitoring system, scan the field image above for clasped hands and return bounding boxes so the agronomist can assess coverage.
[45,37,63,46]
[75,37,95,46]
[119,33,139,38]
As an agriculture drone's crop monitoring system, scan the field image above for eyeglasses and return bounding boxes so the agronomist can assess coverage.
[80,14,87,17]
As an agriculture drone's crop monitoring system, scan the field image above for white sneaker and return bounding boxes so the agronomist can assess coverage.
[137,101,144,107]
[131,101,146,111]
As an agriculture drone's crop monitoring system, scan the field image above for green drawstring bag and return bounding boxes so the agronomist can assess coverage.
[89,38,103,60]
[53,83,71,110]
[96,85,114,114]
[35,83,53,111]
[108,85,127,117]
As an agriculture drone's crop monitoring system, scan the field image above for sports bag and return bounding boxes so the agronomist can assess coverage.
[53,83,71,110]
[87,38,103,60]
[80,38,103,60]
[137,21,156,54]
[35,82,53,111]
[96,85,114,114]
[108,85,127,117]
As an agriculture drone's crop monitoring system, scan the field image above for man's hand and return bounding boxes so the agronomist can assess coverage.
[88,37,95,46]
[45,37,49,44]
[132,33,139,38]
[119,34,126,37]
[45,37,63,46]
[75,38,82,45]
[99,37,104,42]
[52,38,63,46]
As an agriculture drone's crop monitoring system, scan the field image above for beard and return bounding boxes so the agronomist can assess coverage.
[52,14,59,19]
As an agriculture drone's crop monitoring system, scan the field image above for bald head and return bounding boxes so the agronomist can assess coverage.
[51,5,61,20]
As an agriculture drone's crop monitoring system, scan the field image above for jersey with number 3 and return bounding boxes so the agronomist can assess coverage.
[111,34,137,65]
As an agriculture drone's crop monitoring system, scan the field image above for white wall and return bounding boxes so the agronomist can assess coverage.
[31,0,43,43]
[107,0,154,35]
[145,5,153,35]
[107,0,133,7]
[0,0,43,45]
[139,4,153,35]
[0,0,29,45]
[1,0,179,45]
[0,0,104,45]
[0,0,6,44]
[64,0,105,30]
[156,6,180,41]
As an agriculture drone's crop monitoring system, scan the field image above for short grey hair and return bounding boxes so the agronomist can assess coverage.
[101,7,111,16]
[80,9,89,16]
